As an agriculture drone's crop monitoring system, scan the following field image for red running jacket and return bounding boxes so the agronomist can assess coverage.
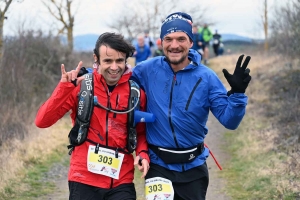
[35,68,149,189]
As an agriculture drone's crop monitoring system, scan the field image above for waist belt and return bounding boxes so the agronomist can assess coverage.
[149,143,204,164]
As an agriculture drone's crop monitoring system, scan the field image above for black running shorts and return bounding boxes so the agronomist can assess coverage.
[145,163,209,200]
[68,181,136,200]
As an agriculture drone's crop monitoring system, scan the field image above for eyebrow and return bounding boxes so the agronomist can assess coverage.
[103,58,125,62]
[165,36,187,40]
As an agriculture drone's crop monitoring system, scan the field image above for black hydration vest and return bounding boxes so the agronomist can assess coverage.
[67,73,140,155]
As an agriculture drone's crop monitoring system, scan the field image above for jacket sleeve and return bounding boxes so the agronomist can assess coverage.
[208,72,248,130]
[35,82,79,128]
[135,89,150,163]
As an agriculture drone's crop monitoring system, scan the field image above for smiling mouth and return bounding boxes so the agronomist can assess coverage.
[108,71,119,75]
[168,49,182,53]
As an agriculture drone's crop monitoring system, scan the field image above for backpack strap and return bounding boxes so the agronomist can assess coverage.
[126,80,141,153]
[68,73,94,154]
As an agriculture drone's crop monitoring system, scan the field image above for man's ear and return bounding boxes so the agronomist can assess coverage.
[93,54,97,63]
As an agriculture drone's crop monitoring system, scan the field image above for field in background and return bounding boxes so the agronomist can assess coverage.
[209,53,300,199]
[0,50,299,199]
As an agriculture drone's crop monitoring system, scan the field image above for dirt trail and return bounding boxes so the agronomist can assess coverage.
[205,113,231,200]
[38,113,230,200]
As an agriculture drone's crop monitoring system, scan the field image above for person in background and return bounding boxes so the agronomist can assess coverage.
[144,29,154,48]
[35,32,150,200]
[198,23,213,64]
[131,12,252,200]
[212,29,222,56]
[153,38,164,57]
[191,25,204,57]
[218,42,225,56]
[133,33,152,65]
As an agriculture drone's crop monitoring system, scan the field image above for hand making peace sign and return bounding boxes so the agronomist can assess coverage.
[222,54,252,94]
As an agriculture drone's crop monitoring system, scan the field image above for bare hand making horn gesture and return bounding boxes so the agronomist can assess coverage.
[61,61,88,86]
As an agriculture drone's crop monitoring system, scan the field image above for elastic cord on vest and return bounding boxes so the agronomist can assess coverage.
[93,87,140,114]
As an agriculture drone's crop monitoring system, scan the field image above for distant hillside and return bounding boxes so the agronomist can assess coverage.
[221,33,253,43]
[72,33,260,52]
[74,34,99,52]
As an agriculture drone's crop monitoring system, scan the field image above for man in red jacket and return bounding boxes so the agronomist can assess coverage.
[35,32,150,200]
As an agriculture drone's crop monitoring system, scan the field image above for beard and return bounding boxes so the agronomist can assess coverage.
[165,54,187,65]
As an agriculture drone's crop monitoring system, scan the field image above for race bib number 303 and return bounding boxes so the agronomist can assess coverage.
[87,145,124,179]
[145,177,174,200]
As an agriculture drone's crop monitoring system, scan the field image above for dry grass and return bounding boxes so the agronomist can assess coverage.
[210,52,300,198]
[0,117,71,194]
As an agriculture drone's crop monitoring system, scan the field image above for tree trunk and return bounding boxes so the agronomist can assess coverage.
[67,26,73,52]
[263,0,269,51]
[0,16,4,62]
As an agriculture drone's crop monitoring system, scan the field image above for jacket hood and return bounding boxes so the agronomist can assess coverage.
[188,49,202,66]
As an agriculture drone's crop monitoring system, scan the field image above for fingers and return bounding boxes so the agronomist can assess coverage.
[134,156,149,178]
[76,76,85,86]
[61,64,69,82]
[61,64,66,74]
[134,156,139,166]
[222,69,231,79]
[243,75,252,83]
[241,56,251,70]
[75,61,83,74]
[140,160,150,178]
[236,54,244,68]
[70,70,78,81]
[244,68,250,75]
[60,61,84,84]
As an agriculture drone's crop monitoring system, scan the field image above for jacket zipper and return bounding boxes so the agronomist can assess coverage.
[106,93,111,146]
[168,74,180,148]
[185,77,203,110]
[106,89,114,188]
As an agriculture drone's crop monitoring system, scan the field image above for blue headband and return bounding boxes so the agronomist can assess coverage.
[160,12,193,42]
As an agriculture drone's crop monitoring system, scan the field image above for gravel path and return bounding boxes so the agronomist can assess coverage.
[38,112,230,200]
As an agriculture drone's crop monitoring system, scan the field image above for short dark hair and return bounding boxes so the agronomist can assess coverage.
[93,32,135,64]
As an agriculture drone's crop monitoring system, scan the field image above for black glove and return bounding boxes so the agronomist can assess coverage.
[222,55,251,94]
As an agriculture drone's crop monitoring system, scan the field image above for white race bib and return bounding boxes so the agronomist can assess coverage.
[145,177,174,200]
[87,145,124,179]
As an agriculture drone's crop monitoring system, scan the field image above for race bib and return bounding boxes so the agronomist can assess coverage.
[87,145,124,179]
[214,39,219,44]
[145,177,174,200]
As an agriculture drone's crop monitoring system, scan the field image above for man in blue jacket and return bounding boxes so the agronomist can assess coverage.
[131,12,251,200]
[133,33,152,65]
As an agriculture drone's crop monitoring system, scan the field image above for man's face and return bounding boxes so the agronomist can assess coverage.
[137,37,145,47]
[192,26,198,33]
[98,45,126,86]
[162,32,193,65]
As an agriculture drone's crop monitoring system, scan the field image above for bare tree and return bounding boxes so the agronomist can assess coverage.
[108,0,208,41]
[261,0,269,51]
[42,0,75,52]
[0,0,12,61]
[270,0,300,58]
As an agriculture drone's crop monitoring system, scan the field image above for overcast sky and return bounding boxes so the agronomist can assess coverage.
[3,0,285,39]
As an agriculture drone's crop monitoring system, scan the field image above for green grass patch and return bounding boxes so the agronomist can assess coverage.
[0,144,68,200]
[221,119,300,200]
